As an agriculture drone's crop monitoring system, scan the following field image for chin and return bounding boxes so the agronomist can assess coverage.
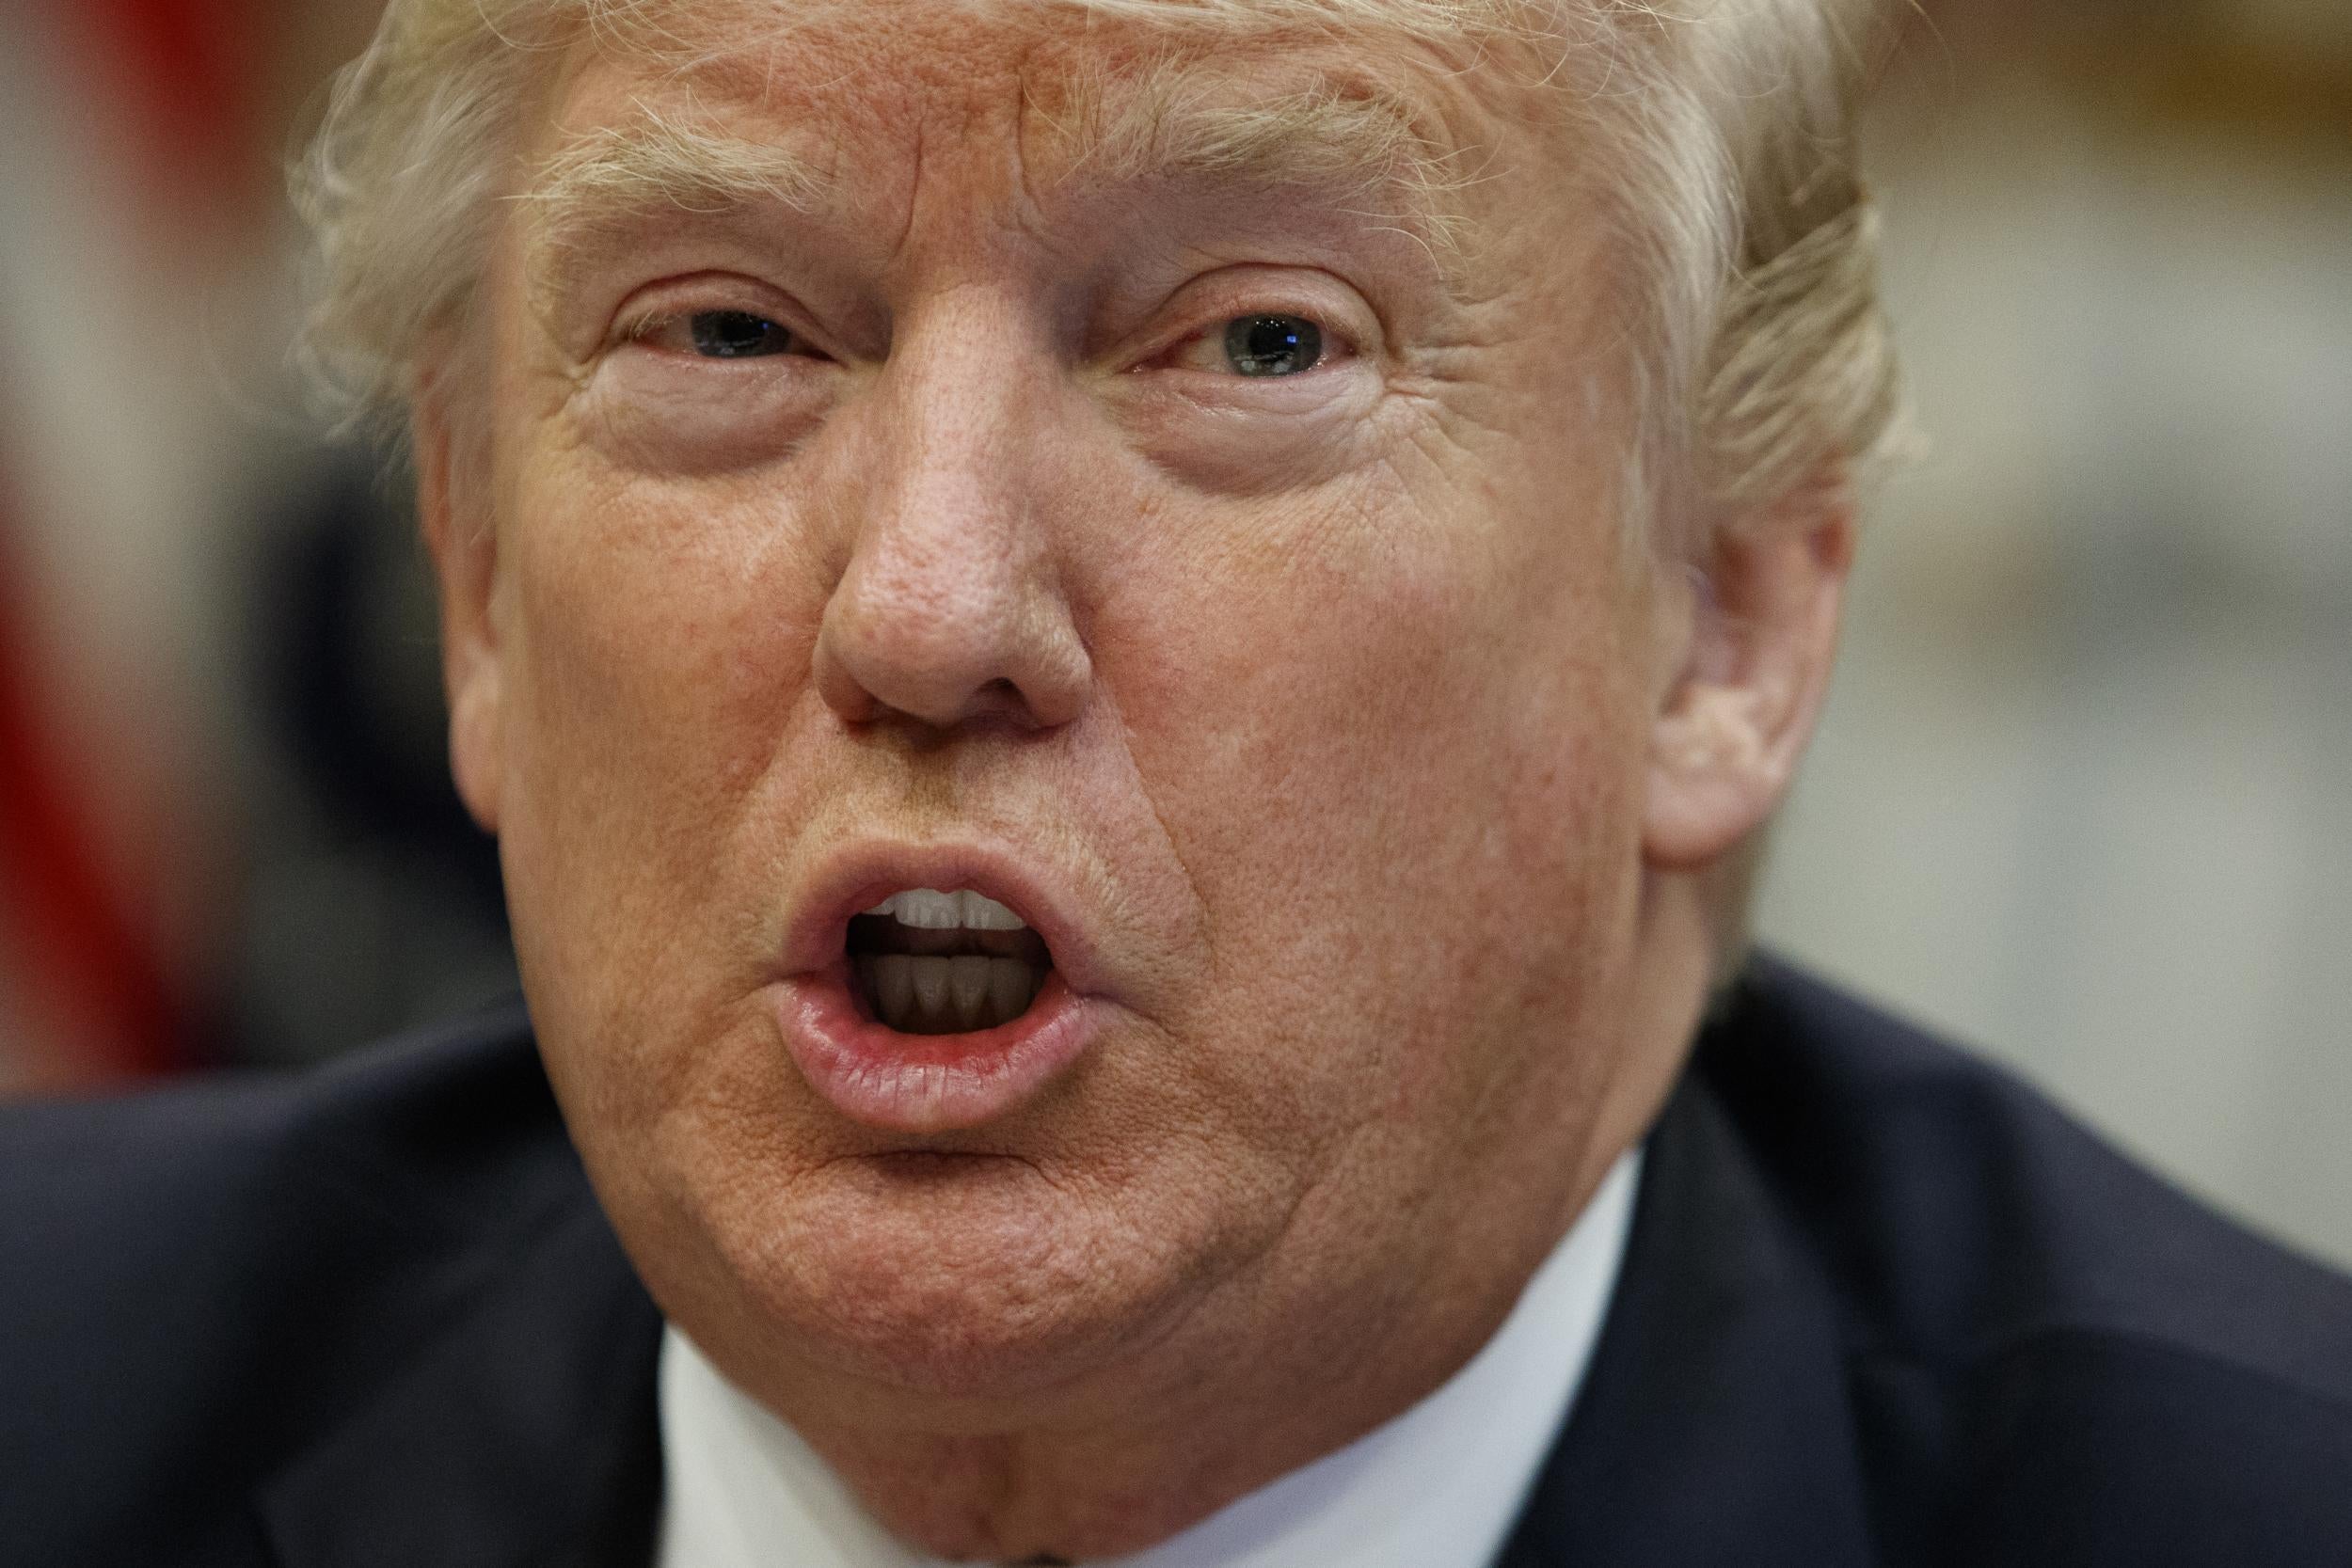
[702,1148,1219,1407]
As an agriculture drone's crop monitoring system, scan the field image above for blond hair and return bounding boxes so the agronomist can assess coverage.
[294,0,1904,535]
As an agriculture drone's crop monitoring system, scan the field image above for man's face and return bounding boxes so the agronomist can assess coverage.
[449,0,1686,1422]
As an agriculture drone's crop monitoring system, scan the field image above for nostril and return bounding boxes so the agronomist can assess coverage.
[810,544,1091,734]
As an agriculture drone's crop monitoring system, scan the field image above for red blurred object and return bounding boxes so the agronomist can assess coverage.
[75,0,262,212]
[0,0,265,1083]
[0,467,184,1081]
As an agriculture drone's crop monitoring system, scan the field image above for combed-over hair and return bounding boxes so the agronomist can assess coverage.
[294,0,1904,537]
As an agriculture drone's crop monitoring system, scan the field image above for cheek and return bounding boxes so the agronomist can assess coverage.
[1090,456,1651,1126]
[491,457,837,1041]
[505,458,825,806]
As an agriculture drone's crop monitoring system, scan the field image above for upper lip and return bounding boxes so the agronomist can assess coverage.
[780,841,1104,996]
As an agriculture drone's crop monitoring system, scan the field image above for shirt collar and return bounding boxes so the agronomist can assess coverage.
[658,1150,1641,1568]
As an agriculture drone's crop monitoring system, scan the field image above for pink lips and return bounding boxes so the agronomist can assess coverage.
[772,849,1107,1133]
[777,961,1097,1133]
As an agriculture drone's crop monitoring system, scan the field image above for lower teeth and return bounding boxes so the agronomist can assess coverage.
[860,954,1042,1034]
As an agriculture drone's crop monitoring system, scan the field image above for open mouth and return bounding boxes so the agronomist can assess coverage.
[846,888,1054,1036]
[777,866,1099,1132]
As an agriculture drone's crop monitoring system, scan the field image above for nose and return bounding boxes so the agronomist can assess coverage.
[813,319,1091,734]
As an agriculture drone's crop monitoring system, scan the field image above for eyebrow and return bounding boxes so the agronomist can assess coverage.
[518,103,832,259]
[1040,55,1476,261]
[516,58,1475,283]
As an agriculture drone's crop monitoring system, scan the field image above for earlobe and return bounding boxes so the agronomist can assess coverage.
[415,375,506,836]
[1642,478,1854,872]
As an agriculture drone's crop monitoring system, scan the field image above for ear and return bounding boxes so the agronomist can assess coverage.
[1642,473,1855,871]
[415,372,506,836]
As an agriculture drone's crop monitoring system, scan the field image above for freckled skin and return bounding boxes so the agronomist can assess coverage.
[421,3,1850,1560]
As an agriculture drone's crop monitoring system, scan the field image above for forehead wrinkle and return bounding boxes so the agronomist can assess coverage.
[1034,50,1486,272]
[516,13,1523,319]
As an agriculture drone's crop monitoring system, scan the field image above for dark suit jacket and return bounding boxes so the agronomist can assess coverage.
[6,958,2351,1566]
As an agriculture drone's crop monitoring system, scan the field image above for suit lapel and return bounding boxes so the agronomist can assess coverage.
[1497,1058,1881,1568]
[256,1194,664,1568]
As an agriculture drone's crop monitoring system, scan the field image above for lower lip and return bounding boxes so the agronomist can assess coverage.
[775,962,1099,1133]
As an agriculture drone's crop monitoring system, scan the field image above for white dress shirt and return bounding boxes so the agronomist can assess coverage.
[656,1150,1640,1568]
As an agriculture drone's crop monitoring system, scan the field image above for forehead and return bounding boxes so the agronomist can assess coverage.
[527,0,1556,230]
[508,0,1609,319]
[569,0,1529,64]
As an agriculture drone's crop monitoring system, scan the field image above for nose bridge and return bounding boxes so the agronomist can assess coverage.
[815,298,1089,731]
[869,307,1035,577]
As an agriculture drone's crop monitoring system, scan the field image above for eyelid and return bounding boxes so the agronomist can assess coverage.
[608,273,831,359]
[1123,267,1379,376]
[632,313,828,363]
[1157,314,1351,378]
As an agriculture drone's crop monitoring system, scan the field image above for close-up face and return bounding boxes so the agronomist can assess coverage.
[434,0,1724,1438]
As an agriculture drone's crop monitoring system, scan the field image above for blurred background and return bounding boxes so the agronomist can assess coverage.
[0,1,2345,1264]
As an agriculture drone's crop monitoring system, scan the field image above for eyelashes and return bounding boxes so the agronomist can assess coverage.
[624,308,1348,380]
[1162,314,1349,380]
[612,276,1362,385]
[627,308,825,361]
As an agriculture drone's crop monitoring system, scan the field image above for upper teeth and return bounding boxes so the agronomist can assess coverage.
[863,888,1030,931]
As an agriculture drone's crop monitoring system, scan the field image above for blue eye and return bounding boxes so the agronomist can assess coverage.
[690,310,794,358]
[1222,315,1324,377]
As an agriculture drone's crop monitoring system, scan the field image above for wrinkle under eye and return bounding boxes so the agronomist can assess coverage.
[1223,315,1324,377]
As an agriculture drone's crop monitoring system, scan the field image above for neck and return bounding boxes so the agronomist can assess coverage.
[780,1293,1512,1560]
[663,1147,1650,1568]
